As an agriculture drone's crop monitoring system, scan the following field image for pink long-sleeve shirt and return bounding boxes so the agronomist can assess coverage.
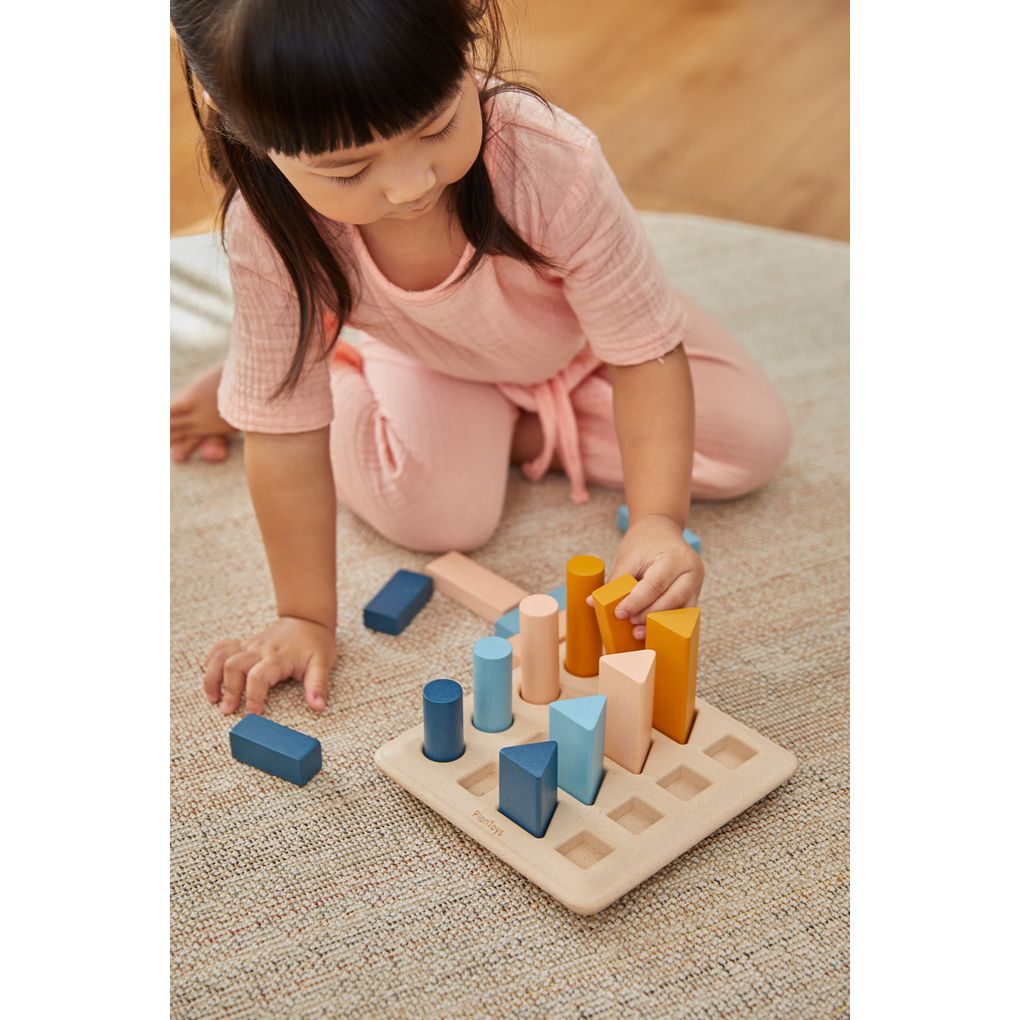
[217,81,690,500]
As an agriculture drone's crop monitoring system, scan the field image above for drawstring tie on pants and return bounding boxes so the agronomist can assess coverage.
[497,347,603,505]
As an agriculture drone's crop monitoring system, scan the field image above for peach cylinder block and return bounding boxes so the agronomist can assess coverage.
[519,594,561,704]
[509,610,566,669]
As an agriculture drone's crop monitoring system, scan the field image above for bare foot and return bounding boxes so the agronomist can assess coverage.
[170,362,237,463]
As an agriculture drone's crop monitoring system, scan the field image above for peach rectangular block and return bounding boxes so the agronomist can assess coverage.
[424,552,529,624]
[591,575,643,654]
[564,555,605,678]
[645,608,700,744]
[598,650,656,773]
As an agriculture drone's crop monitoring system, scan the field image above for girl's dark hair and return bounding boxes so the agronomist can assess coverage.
[170,0,564,397]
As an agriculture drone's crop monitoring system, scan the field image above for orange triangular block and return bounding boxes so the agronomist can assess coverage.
[645,608,700,744]
[591,575,643,654]
[598,650,656,773]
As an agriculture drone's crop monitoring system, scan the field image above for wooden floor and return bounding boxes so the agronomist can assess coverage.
[170,0,848,240]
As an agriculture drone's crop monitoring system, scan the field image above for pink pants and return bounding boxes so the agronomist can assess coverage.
[328,292,791,553]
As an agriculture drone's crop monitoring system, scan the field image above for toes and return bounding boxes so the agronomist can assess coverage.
[171,437,202,463]
[198,436,229,462]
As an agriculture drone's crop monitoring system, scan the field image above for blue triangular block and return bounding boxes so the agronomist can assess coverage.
[500,740,557,779]
[552,695,606,732]
[498,740,558,837]
[549,697,606,805]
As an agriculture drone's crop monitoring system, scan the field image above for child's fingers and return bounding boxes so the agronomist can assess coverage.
[243,656,290,716]
[203,640,241,702]
[303,656,330,712]
[204,639,241,671]
[171,437,203,463]
[220,650,260,714]
[615,563,674,620]
[628,574,699,631]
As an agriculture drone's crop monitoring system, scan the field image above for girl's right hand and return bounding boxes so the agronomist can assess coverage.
[203,617,337,715]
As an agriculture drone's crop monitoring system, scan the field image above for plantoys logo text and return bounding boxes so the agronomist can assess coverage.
[471,809,504,837]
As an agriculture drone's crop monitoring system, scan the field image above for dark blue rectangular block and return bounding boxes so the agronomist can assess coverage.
[229,714,322,786]
[363,569,433,635]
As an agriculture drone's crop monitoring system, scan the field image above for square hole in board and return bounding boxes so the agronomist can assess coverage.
[607,797,663,835]
[458,762,497,797]
[703,735,758,770]
[658,765,711,801]
[556,831,613,869]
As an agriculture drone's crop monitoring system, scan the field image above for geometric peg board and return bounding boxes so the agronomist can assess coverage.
[374,645,797,914]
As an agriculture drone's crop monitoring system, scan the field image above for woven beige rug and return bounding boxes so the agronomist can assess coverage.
[171,212,849,1019]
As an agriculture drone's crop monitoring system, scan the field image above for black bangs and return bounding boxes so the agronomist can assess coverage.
[172,0,564,398]
[219,0,479,156]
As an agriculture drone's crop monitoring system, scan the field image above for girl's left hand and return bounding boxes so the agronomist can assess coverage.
[587,513,704,641]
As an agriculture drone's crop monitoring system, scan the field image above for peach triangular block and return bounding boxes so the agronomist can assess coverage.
[597,649,656,774]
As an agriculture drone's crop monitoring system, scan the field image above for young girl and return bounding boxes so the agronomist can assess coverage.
[170,0,791,718]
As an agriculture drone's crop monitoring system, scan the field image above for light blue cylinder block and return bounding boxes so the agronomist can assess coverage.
[472,636,514,732]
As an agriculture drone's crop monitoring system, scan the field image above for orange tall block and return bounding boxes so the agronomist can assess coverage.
[598,649,656,773]
[519,594,561,704]
[591,575,643,655]
[564,555,605,677]
[645,607,700,744]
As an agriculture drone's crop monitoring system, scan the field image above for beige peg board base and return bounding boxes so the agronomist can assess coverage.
[374,646,797,915]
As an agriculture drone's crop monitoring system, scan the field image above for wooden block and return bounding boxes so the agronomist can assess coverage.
[508,610,566,669]
[549,695,607,805]
[519,594,561,704]
[564,555,605,678]
[495,586,567,638]
[646,608,700,744]
[472,636,514,733]
[591,574,644,654]
[363,569,432,634]
[424,551,528,623]
[598,650,656,773]
[422,678,465,762]
[229,714,321,786]
[374,645,799,915]
[498,741,558,838]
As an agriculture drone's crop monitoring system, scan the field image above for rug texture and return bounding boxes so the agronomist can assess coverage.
[170,211,849,1019]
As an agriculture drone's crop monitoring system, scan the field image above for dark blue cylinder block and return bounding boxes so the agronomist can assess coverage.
[422,678,465,762]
